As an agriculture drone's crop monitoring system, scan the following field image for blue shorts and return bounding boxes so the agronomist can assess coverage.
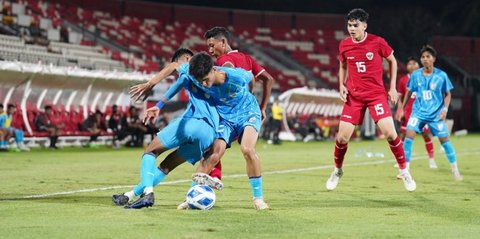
[157,117,215,165]
[406,115,449,138]
[216,111,261,146]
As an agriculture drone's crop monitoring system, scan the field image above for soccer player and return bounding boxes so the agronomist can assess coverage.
[395,57,437,169]
[325,8,416,192]
[402,45,462,181]
[199,26,273,185]
[187,52,270,210]
[112,48,220,209]
[0,104,29,151]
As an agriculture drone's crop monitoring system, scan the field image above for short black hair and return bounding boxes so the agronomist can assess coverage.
[0,103,3,108]
[45,105,52,111]
[189,52,214,81]
[406,56,418,64]
[171,48,194,63]
[420,45,437,58]
[347,8,369,22]
[7,104,15,109]
[204,26,230,43]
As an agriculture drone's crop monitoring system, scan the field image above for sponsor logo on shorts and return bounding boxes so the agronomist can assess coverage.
[249,117,256,123]
[366,52,374,60]
[342,114,352,119]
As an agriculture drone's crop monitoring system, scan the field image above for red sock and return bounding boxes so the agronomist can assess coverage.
[209,161,222,180]
[424,137,434,159]
[334,140,348,168]
[389,136,406,169]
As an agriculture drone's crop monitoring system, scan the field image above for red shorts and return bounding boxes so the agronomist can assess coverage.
[340,93,392,125]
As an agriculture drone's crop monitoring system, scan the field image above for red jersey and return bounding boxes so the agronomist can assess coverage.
[215,50,265,78]
[397,74,415,115]
[338,33,393,97]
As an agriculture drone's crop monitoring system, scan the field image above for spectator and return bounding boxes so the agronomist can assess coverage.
[81,110,107,147]
[121,106,147,147]
[35,105,64,149]
[270,99,283,144]
[108,105,124,148]
[0,104,11,151]
[0,104,29,151]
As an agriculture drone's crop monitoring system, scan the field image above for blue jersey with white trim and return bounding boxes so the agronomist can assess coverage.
[407,67,453,121]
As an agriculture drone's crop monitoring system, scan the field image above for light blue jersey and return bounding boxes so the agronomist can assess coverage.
[157,63,219,164]
[407,67,453,122]
[191,66,261,145]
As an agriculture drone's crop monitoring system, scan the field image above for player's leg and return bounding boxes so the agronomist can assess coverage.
[194,138,227,190]
[430,121,462,181]
[422,126,437,168]
[240,125,269,210]
[13,128,29,151]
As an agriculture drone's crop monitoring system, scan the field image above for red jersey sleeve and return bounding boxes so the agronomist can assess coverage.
[338,40,346,63]
[378,37,393,58]
[397,75,408,95]
[247,55,265,77]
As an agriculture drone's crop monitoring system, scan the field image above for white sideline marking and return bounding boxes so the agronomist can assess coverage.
[13,150,480,200]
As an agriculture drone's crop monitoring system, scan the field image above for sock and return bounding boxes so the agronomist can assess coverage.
[389,136,407,170]
[249,176,263,199]
[441,140,457,164]
[153,167,167,186]
[144,186,153,194]
[140,153,157,189]
[124,191,135,200]
[424,137,434,160]
[133,184,144,196]
[403,137,413,164]
[0,140,5,148]
[209,161,223,180]
[334,140,348,168]
[14,129,24,143]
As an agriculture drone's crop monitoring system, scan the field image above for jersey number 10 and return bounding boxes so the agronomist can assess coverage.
[422,90,432,101]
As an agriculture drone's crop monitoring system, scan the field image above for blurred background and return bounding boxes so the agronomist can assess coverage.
[0,0,478,150]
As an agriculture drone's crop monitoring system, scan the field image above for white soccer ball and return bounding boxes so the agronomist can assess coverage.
[186,185,216,210]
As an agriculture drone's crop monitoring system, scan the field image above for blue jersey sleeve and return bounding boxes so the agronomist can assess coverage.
[163,75,187,100]
[0,115,5,128]
[441,72,454,93]
[407,71,419,93]
[177,63,189,75]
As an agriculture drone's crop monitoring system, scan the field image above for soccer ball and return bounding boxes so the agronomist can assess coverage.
[186,185,216,210]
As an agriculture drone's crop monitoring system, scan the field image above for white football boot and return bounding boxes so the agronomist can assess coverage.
[326,168,343,191]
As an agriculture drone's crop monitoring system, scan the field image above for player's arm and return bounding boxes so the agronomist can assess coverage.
[440,91,451,121]
[338,60,348,102]
[130,62,180,102]
[143,75,186,124]
[385,53,399,104]
[256,71,273,122]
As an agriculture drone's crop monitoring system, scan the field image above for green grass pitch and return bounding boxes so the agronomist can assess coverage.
[1,135,479,238]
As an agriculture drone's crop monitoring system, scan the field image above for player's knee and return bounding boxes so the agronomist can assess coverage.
[240,145,256,159]
[336,136,349,144]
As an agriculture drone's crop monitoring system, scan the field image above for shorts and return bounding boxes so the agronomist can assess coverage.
[157,117,215,165]
[340,93,392,125]
[406,115,448,138]
[400,108,430,134]
[216,111,261,147]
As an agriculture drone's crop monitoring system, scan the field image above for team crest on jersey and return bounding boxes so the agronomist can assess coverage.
[191,85,198,93]
[430,83,436,90]
[204,93,210,99]
[366,52,374,60]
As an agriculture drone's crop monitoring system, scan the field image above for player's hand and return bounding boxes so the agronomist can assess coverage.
[388,88,399,104]
[261,109,267,124]
[129,82,154,102]
[143,106,160,125]
[339,84,348,102]
[395,108,404,122]
[439,111,447,121]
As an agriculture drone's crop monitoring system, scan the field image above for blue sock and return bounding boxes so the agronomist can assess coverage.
[140,153,157,189]
[153,167,167,186]
[403,137,414,163]
[133,183,144,196]
[249,176,263,199]
[441,141,457,164]
[14,129,24,143]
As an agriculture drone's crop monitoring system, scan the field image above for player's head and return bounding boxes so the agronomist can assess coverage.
[171,48,194,64]
[0,103,3,113]
[44,105,53,114]
[420,45,437,68]
[406,56,419,74]
[346,8,368,41]
[204,26,231,58]
[189,52,216,87]
[7,104,15,114]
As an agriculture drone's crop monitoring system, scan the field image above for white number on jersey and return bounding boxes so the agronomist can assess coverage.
[356,62,366,72]
[408,117,418,127]
[374,103,384,115]
[422,90,432,101]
